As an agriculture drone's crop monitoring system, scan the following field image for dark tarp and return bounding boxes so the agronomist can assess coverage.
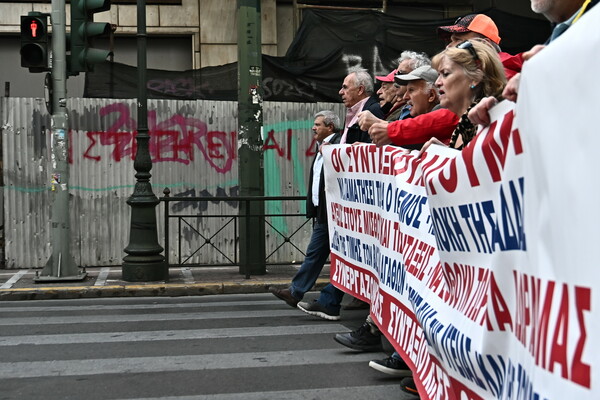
[85,8,551,102]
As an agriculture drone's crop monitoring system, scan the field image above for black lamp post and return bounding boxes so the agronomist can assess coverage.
[122,0,167,282]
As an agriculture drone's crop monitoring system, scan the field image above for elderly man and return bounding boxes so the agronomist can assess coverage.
[357,50,433,129]
[288,70,384,318]
[397,65,441,118]
[338,69,385,144]
[392,51,431,120]
[268,111,342,310]
[334,66,442,376]
[375,51,432,121]
[375,70,398,116]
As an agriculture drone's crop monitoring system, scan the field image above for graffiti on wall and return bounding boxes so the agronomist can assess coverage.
[170,186,240,213]
[80,103,237,174]
[77,103,317,174]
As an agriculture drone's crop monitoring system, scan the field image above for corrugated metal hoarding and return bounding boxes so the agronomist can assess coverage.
[0,97,344,269]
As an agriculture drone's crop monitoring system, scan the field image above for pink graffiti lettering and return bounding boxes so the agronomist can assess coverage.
[81,102,237,174]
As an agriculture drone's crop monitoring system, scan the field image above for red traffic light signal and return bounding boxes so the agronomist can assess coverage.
[20,15,50,70]
[22,17,45,39]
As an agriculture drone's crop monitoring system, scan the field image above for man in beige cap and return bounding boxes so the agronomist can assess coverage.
[394,65,441,119]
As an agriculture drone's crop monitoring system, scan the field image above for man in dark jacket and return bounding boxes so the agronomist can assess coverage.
[269,110,341,310]
[293,70,385,319]
[339,69,385,144]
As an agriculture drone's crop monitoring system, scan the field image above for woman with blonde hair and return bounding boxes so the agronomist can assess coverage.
[400,38,508,397]
[422,39,506,151]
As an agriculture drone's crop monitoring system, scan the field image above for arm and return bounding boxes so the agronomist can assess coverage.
[382,108,458,147]
[358,110,384,132]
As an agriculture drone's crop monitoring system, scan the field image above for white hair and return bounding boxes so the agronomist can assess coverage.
[398,51,431,70]
[347,68,375,95]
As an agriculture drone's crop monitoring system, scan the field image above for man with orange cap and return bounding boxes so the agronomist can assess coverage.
[437,13,523,79]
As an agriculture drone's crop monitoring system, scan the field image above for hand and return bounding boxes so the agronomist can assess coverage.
[468,96,498,127]
[358,110,383,131]
[368,121,392,147]
[523,44,545,61]
[502,73,520,102]
[417,137,446,158]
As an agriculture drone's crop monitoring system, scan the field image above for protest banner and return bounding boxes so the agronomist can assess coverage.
[322,8,600,396]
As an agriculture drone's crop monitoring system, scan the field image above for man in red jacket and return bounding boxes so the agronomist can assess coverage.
[358,103,458,148]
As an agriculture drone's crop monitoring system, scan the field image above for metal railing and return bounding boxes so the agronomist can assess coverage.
[161,188,310,271]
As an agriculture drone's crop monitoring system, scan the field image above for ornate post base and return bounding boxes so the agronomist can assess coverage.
[122,190,168,282]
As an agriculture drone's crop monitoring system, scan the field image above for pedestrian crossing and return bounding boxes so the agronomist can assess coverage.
[0,293,407,399]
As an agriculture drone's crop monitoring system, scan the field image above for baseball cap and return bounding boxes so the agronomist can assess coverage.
[394,66,438,86]
[437,14,501,45]
[375,70,397,83]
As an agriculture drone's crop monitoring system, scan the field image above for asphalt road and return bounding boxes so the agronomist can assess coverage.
[0,293,419,399]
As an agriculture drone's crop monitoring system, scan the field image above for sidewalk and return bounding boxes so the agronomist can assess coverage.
[0,264,331,301]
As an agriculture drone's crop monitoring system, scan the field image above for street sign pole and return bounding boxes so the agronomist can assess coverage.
[237,0,266,276]
[36,0,87,282]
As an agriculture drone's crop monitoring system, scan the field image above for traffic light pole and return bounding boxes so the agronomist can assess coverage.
[36,0,87,282]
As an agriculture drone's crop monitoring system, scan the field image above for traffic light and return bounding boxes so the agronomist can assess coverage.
[69,0,112,74]
[20,14,50,71]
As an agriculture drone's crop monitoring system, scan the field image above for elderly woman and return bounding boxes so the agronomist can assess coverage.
[421,39,506,152]
[398,38,508,397]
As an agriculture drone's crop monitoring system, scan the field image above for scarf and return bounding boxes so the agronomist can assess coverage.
[449,101,479,150]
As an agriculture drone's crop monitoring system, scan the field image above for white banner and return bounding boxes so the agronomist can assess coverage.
[322,7,600,398]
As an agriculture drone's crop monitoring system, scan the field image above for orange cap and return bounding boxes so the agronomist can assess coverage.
[437,14,501,45]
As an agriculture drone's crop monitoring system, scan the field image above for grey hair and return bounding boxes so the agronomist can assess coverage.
[314,110,341,133]
[398,51,431,70]
[347,68,375,95]
[411,80,439,96]
[425,81,437,92]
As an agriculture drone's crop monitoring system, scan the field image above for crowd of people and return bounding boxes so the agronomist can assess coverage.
[269,0,597,398]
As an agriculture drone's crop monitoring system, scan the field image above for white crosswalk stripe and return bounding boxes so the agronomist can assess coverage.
[0,324,347,346]
[1,349,380,379]
[0,309,301,325]
[0,270,28,289]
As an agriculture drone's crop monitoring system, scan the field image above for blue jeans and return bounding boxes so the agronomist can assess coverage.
[289,221,331,300]
[316,283,345,313]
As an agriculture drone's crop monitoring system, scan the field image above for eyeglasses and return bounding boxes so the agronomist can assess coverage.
[456,40,479,61]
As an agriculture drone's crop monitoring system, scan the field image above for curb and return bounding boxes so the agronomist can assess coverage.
[0,279,331,301]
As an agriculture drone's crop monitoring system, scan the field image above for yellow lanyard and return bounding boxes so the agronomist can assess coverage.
[573,0,592,24]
